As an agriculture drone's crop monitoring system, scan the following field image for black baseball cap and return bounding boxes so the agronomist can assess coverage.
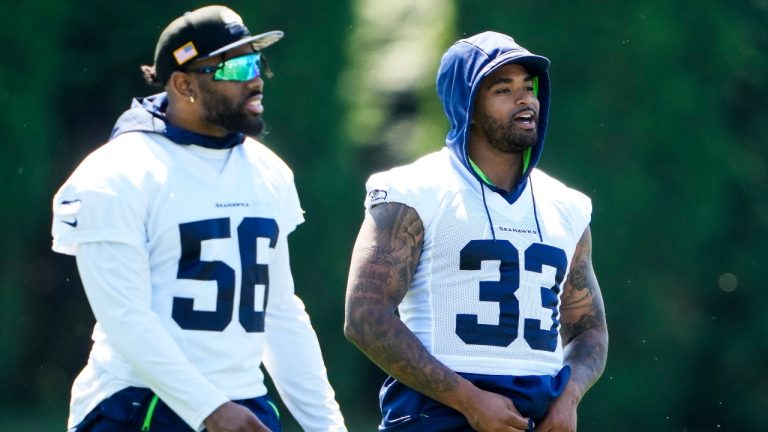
[150,5,283,85]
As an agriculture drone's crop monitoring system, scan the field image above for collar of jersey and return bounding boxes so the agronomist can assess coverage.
[163,122,245,150]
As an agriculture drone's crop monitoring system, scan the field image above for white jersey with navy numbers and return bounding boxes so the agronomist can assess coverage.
[364,148,591,377]
[52,132,344,430]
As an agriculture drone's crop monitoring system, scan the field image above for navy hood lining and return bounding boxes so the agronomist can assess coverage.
[110,92,246,149]
[438,32,551,243]
[462,52,550,203]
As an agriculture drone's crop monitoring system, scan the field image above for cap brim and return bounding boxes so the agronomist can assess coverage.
[479,50,550,85]
[509,55,549,77]
[206,30,284,58]
[495,51,549,77]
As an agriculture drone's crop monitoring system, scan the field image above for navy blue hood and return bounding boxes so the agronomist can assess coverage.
[110,92,245,149]
[437,31,550,203]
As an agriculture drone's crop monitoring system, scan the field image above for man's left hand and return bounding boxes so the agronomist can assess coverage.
[534,392,578,432]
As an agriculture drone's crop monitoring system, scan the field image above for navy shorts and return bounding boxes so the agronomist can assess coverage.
[71,387,281,432]
[378,366,570,431]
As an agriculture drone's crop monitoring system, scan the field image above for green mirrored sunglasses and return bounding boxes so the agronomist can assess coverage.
[189,52,261,82]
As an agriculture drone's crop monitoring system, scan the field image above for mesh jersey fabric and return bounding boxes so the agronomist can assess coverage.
[363,148,591,376]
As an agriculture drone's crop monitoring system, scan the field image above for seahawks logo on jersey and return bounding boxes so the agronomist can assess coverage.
[367,189,388,204]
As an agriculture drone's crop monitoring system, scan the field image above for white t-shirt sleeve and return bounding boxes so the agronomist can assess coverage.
[281,169,305,235]
[52,173,146,255]
[75,242,229,430]
[261,234,346,431]
[241,139,305,235]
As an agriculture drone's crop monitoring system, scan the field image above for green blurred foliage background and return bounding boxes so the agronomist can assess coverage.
[1,0,766,430]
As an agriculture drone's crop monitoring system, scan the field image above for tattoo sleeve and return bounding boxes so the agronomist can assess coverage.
[559,226,609,399]
[344,202,462,397]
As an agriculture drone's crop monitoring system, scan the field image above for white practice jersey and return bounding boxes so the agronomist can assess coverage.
[364,148,591,377]
[52,132,345,430]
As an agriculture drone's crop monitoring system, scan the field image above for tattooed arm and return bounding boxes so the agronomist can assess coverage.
[344,202,531,432]
[536,226,608,432]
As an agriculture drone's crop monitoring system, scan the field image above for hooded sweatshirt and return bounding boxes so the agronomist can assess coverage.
[437,31,551,204]
[110,92,245,149]
[52,92,348,430]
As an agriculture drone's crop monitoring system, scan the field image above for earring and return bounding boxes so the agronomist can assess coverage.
[189,96,195,103]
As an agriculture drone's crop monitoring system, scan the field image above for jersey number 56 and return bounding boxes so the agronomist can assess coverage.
[172,217,278,333]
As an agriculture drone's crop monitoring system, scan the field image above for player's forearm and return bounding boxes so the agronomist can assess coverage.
[344,203,477,410]
[561,324,608,402]
[558,226,608,401]
[264,295,346,430]
[344,303,474,411]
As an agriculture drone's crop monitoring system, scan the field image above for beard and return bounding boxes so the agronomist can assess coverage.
[473,111,538,154]
[198,83,264,137]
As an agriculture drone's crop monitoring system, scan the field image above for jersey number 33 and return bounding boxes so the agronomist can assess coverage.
[457,239,566,352]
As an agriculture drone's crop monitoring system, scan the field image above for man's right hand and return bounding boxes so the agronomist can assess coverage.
[461,387,531,432]
[344,204,531,432]
[203,401,271,432]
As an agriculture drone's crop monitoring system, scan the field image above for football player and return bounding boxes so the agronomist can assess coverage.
[344,31,608,432]
[52,5,346,432]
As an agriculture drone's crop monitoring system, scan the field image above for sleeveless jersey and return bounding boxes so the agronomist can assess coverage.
[364,148,591,376]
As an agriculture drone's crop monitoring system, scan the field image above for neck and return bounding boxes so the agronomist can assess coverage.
[468,141,524,191]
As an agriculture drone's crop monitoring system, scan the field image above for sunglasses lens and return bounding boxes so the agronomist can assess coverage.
[214,53,261,81]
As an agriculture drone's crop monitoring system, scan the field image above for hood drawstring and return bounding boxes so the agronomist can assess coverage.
[479,176,544,244]
[529,177,544,242]
[479,179,497,242]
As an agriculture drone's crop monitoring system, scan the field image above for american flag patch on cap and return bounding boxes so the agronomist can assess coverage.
[173,42,198,65]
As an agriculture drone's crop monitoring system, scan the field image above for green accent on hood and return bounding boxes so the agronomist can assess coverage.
[470,158,495,186]
[523,147,531,172]
[267,400,280,419]
[526,76,537,172]
[141,395,160,431]
[472,152,531,186]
